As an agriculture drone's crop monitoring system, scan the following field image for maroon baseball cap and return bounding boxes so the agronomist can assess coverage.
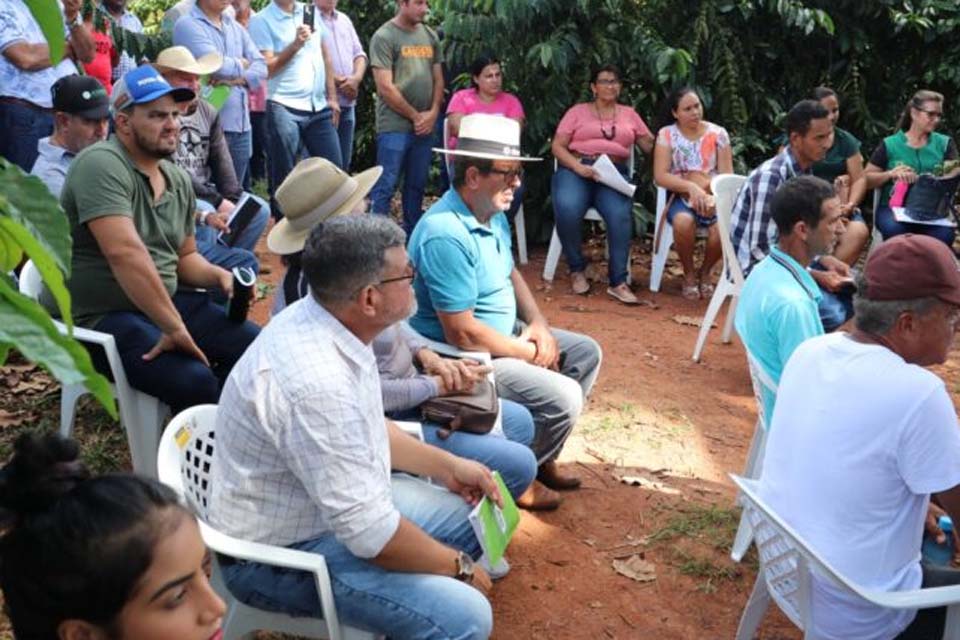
[863,234,960,305]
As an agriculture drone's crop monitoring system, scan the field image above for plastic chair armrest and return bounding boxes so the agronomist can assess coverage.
[199,521,331,575]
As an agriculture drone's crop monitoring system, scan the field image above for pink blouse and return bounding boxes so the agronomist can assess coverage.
[445,88,524,149]
[555,103,652,160]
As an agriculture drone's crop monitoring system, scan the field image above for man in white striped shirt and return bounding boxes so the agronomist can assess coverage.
[210,214,498,639]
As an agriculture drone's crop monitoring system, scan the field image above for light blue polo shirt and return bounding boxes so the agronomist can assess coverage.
[408,189,517,342]
[249,1,328,112]
[734,246,824,423]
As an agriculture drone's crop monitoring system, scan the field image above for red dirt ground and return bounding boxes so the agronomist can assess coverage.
[248,228,863,640]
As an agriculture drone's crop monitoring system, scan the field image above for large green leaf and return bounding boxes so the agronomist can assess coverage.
[24,0,66,65]
[0,277,116,419]
[0,217,72,331]
[0,158,71,277]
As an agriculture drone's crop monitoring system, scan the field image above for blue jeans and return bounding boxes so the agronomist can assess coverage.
[92,290,260,414]
[551,164,634,286]
[194,194,269,274]
[336,104,356,172]
[417,399,536,500]
[224,130,252,191]
[370,131,434,233]
[875,204,956,248]
[0,101,53,172]
[222,474,492,639]
[809,260,855,332]
[266,101,343,217]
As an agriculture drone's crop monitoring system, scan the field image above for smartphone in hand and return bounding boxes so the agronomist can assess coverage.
[303,3,314,27]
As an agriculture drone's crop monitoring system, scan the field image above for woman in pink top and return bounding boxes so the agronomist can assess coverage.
[653,86,733,299]
[550,65,655,304]
[445,54,526,219]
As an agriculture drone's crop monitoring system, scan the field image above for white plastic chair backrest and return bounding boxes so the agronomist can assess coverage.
[18,260,43,300]
[745,349,778,431]
[157,404,219,520]
[711,174,748,286]
[443,117,455,177]
[730,474,899,630]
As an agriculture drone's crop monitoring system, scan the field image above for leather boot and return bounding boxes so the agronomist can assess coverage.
[537,461,582,491]
[515,481,562,511]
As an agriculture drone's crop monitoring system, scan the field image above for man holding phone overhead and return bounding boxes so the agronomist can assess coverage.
[249,0,343,217]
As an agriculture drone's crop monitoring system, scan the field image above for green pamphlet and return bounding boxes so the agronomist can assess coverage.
[201,83,231,111]
[468,471,519,566]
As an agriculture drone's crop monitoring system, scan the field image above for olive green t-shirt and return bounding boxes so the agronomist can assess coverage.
[369,21,442,134]
[54,136,195,327]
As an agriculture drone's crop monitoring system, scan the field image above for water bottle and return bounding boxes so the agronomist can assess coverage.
[922,515,954,566]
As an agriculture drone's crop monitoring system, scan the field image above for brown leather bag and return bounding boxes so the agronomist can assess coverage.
[420,378,499,439]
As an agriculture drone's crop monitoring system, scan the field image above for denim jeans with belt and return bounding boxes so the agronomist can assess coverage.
[551,162,634,286]
[222,474,492,639]
[266,101,343,217]
[0,101,53,172]
[369,131,434,233]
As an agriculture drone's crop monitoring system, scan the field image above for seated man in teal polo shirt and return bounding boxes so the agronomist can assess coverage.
[408,114,603,498]
[734,175,845,422]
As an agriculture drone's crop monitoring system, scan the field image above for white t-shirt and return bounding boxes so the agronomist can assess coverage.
[759,332,960,640]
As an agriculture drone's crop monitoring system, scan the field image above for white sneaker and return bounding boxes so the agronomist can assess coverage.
[479,554,510,580]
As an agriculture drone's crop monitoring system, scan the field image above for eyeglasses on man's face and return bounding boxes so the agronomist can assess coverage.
[377,264,417,286]
[486,167,524,184]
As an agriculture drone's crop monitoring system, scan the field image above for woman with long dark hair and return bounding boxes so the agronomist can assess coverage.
[0,432,226,639]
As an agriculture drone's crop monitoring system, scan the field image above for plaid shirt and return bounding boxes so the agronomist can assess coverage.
[730,148,808,275]
[209,295,400,558]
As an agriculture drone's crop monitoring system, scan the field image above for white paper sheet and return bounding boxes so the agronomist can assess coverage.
[592,154,636,198]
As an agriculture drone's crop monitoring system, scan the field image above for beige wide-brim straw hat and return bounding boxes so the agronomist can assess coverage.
[433,113,542,162]
[267,158,383,255]
[154,46,223,75]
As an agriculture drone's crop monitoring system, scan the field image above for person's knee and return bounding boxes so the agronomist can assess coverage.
[441,584,493,640]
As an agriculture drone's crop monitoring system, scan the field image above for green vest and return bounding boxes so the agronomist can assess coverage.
[879,130,950,205]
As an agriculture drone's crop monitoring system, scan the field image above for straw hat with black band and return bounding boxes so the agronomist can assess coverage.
[267,158,383,255]
[433,113,542,162]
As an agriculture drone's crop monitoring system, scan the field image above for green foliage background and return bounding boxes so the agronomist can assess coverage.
[121,0,960,237]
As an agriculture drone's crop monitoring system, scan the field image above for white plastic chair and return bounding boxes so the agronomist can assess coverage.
[443,118,527,265]
[730,349,776,562]
[692,174,747,362]
[18,260,169,477]
[646,186,670,291]
[542,151,636,285]
[158,405,409,640]
[731,474,960,640]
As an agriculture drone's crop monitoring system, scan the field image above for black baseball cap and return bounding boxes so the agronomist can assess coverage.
[51,75,110,119]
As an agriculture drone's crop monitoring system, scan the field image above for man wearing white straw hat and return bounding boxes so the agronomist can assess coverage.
[153,45,270,276]
[409,113,603,494]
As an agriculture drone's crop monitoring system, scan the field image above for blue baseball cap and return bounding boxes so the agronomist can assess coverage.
[110,64,195,112]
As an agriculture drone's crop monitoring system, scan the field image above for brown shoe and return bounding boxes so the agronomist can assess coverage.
[537,461,582,491]
[515,481,562,511]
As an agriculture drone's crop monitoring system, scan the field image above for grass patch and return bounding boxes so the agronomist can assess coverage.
[672,548,742,594]
[647,503,740,551]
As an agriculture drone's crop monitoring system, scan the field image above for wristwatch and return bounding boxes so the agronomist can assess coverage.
[68,14,83,29]
[453,551,474,582]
